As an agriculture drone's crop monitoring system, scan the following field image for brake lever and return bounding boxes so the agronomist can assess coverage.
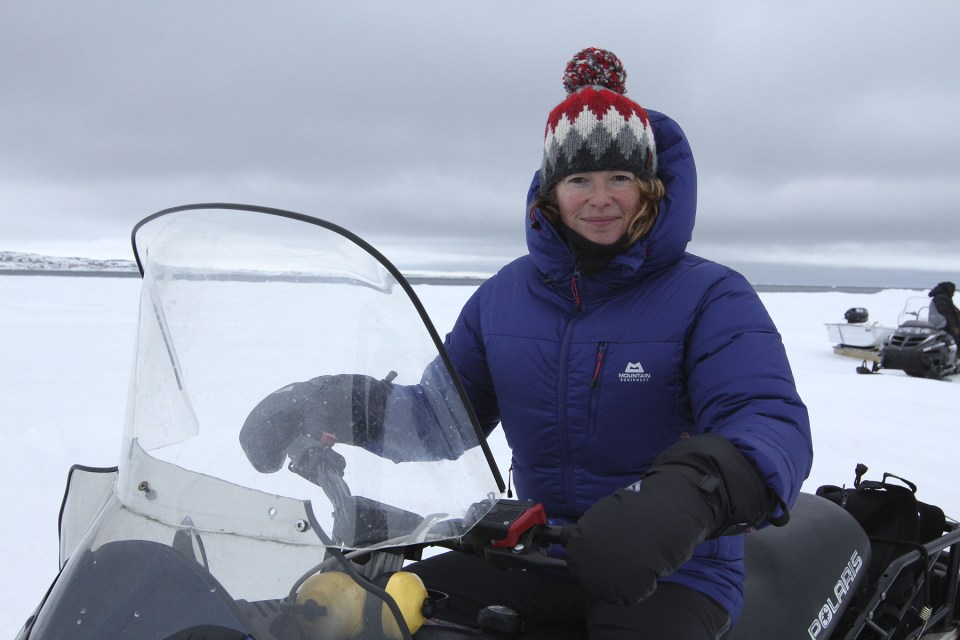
[455,498,576,570]
[483,523,570,569]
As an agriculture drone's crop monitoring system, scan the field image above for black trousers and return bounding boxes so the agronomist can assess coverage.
[407,551,731,640]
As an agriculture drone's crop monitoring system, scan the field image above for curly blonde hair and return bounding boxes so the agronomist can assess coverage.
[529,176,666,245]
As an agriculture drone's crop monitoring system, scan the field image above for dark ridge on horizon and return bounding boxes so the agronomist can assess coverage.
[1,251,952,292]
[0,268,916,294]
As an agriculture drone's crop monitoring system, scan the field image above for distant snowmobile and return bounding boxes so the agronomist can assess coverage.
[857,297,959,380]
[15,205,960,640]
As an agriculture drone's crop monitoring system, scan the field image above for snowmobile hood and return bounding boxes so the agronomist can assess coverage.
[21,206,509,640]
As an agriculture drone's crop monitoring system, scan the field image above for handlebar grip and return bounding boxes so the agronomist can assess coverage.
[540,524,576,547]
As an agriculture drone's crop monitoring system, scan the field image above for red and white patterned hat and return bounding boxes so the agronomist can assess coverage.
[540,47,657,195]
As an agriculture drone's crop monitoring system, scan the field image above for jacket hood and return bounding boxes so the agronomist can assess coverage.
[525,110,697,286]
[929,281,956,298]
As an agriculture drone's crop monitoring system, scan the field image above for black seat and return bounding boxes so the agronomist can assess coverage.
[728,493,871,640]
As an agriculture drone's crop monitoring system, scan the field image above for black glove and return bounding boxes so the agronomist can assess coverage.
[239,373,393,473]
[566,434,782,605]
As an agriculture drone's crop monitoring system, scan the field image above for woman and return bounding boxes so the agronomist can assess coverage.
[240,47,812,639]
[405,48,813,639]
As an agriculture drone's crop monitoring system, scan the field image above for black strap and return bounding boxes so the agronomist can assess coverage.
[767,494,790,527]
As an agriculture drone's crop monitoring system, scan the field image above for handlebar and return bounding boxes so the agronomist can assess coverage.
[441,499,575,570]
[282,435,572,571]
[538,523,575,547]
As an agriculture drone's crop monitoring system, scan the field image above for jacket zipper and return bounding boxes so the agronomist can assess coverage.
[560,273,588,503]
[590,342,606,388]
[588,342,606,435]
[570,271,582,313]
[557,315,578,508]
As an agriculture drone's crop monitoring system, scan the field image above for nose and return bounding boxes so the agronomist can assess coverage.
[586,181,614,206]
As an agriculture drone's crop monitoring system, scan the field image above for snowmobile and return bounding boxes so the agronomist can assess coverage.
[15,205,960,640]
[857,297,959,380]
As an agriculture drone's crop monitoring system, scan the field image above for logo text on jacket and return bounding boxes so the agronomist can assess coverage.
[619,362,651,382]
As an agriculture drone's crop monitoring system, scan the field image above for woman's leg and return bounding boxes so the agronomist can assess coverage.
[407,551,587,633]
[586,582,731,640]
[408,553,730,639]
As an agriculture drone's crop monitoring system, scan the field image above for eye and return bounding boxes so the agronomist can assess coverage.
[610,173,634,183]
[564,175,588,185]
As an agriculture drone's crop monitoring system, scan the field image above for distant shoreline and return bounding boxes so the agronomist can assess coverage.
[0,269,492,287]
[0,268,912,294]
[1,269,139,279]
[1,249,952,292]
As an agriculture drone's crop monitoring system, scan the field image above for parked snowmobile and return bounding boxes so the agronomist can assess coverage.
[857,297,959,380]
[15,205,960,640]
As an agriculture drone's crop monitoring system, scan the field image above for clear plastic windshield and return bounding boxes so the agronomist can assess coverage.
[119,207,502,552]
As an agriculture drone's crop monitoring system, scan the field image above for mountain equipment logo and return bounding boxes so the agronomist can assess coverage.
[619,362,652,383]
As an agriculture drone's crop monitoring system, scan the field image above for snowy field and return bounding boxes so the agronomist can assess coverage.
[2,274,959,636]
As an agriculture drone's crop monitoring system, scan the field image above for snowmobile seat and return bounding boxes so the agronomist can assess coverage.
[727,492,871,640]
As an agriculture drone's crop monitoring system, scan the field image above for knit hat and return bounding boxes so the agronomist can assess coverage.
[540,47,657,196]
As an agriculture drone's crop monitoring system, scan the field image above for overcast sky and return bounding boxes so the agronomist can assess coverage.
[2,1,958,274]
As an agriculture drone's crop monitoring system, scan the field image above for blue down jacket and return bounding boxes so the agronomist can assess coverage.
[442,110,813,620]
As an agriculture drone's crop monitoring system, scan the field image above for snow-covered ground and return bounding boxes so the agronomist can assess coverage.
[2,274,958,636]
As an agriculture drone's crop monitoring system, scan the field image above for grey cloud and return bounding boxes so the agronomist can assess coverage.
[1,0,958,272]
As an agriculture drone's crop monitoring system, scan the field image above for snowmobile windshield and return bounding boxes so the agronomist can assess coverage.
[120,205,503,554]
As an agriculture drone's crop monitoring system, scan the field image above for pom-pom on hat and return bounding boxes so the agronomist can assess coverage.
[540,47,657,196]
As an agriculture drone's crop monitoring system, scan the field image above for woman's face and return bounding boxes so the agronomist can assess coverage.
[555,171,641,245]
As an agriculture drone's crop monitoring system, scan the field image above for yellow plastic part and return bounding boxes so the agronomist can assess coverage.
[295,571,366,640]
[381,571,429,639]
